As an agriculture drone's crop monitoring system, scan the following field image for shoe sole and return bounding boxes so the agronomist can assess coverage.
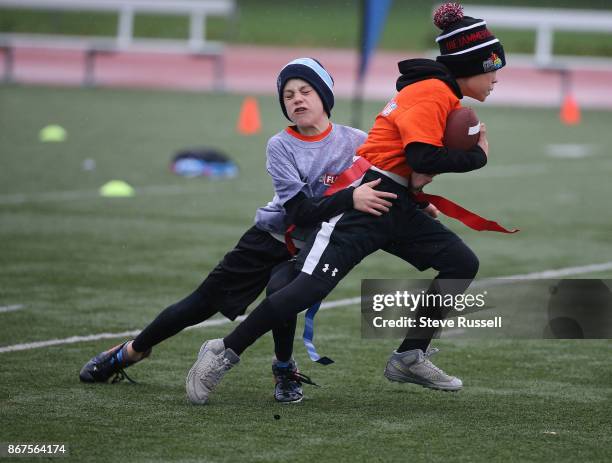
[275,398,304,404]
[384,372,462,392]
[274,394,304,404]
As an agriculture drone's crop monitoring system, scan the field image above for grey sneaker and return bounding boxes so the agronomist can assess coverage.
[186,339,240,404]
[384,348,462,391]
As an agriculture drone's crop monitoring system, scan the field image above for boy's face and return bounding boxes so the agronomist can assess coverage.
[283,78,327,127]
[457,71,498,102]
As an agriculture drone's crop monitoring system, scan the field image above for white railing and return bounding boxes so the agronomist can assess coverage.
[462,5,612,66]
[0,0,237,88]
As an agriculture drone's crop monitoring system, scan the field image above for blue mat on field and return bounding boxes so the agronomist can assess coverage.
[171,148,238,179]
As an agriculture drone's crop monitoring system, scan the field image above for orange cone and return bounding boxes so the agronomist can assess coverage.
[237,97,261,135]
[560,93,581,125]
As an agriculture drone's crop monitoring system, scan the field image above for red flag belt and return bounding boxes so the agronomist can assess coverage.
[284,157,372,255]
[414,192,518,234]
[285,158,517,254]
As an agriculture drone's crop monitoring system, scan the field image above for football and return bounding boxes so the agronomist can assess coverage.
[443,107,481,150]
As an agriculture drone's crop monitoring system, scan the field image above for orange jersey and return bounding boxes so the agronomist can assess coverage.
[357,79,461,179]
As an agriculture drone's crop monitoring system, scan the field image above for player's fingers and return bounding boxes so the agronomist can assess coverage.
[365,207,382,216]
[373,198,393,208]
[371,202,390,212]
[364,178,382,188]
[375,191,397,199]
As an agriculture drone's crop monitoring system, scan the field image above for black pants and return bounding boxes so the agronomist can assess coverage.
[224,170,479,355]
[131,226,298,361]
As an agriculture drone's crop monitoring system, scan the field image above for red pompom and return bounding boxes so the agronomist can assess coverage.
[433,2,464,30]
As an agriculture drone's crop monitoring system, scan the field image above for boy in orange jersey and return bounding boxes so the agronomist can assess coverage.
[187,3,506,401]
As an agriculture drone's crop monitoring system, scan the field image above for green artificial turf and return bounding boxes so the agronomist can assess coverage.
[0,85,611,462]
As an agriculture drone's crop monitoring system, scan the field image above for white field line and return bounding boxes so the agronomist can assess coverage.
[0,162,548,206]
[545,144,596,159]
[0,304,25,313]
[0,185,200,205]
[441,164,548,180]
[1,262,611,354]
[476,164,547,178]
[481,261,612,282]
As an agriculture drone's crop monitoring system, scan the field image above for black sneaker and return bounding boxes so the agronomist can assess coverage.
[272,359,318,404]
[79,341,150,384]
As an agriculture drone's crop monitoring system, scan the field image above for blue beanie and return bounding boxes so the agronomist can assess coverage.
[277,58,334,121]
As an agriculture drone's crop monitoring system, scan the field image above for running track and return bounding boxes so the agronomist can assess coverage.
[2,45,612,108]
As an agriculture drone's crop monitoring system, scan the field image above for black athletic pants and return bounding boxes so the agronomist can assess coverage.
[224,170,479,355]
[131,226,298,361]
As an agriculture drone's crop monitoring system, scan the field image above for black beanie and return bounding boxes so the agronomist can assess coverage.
[277,58,334,121]
[433,3,506,78]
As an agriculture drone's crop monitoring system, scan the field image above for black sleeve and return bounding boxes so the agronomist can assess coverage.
[284,188,355,226]
[404,141,487,174]
[416,200,430,209]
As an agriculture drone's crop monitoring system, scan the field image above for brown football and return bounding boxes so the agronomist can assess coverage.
[443,107,480,150]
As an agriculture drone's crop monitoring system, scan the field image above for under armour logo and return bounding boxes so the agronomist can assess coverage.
[321,264,338,277]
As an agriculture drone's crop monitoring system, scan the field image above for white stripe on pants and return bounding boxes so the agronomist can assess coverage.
[301,213,343,275]
[301,174,366,275]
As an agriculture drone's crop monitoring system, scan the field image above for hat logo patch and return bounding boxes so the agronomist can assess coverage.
[483,52,503,72]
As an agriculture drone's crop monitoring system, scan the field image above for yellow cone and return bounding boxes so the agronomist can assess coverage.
[39,124,67,142]
[99,180,135,198]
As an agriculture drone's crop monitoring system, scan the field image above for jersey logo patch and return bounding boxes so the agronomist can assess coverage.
[381,100,397,117]
[321,174,338,186]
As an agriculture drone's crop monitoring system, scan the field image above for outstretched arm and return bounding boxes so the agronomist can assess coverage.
[285,178,397,226]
